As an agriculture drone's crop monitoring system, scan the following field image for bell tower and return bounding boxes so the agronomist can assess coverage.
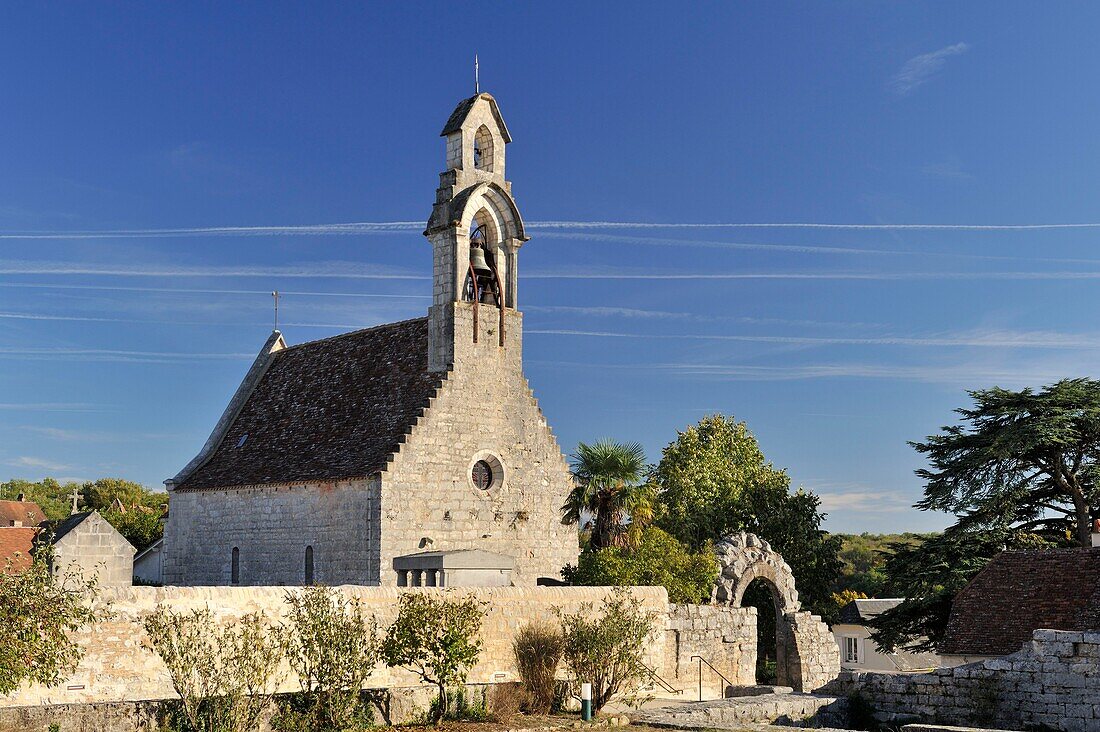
[425,93,528,372]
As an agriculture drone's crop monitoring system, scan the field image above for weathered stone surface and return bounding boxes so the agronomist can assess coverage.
[828,629,1100,732]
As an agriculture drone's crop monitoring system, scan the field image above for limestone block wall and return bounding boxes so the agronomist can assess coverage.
[666,604,757,698]
[783,610,841,693]
[161,479,380,586]
[0,585,670,709]
[828,629,1100,731]
[53,512,135,588]
[380,306,579,586]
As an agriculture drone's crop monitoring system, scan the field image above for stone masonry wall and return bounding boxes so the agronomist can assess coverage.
[0,585,671,709]
[828,629,1100,732]
[784,610,841,692]
[161,479,380,586]
[54,512,135,588]
[380,305,579,586]
[666,604,757,698]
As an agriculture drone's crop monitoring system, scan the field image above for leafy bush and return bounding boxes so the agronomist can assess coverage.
[563,526,718,603]
[144,607,284,732]
[281,586,380,731]
[512,620,563,714]
[556,587,657,713]
[0,547,101,695]
[381,592,487,725]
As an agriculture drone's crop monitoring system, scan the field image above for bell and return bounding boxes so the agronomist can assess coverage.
[469,244,493,276]
[479,285,498,306]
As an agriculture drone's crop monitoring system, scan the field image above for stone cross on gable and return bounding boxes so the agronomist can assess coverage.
[69,488,81,515]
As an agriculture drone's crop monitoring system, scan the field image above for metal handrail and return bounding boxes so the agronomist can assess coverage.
[639,660,683,696]
[689,654,735,702]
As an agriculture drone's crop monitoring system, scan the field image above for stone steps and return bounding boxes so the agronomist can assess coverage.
[635,691,848,730]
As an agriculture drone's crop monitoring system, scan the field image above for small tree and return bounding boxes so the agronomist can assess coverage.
[282,586,380,731]
[144,607,284,732]
[381,592,486,725]
[0,547,100,695]
[557,587,657,713]
[563,439,653,549]
[512,620,563,714]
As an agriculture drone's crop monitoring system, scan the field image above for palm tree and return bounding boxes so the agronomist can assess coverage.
[562,439,653,550]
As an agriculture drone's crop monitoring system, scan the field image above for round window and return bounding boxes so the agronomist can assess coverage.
[471,460,494,491]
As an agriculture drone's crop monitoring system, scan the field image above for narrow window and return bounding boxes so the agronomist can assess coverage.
[844,637,860,664]
[473,125,494,172]
[231,547,240,584]
[305,546,314,585]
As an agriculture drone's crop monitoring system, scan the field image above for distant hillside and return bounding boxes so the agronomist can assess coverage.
[831,532,938,598]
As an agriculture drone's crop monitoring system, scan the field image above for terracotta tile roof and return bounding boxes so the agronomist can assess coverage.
[0,527,39,573]
[177,317,441,490]
[942,548,1100,656]
[0,499,45,527]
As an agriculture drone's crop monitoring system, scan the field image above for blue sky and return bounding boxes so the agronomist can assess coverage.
[2,2,1100,533]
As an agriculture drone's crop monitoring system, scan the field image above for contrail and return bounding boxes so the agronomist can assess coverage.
[526,329,1100,349]
[0,281,429,298]
[525,271,1100,281]
[0,311,404,329]
[2,220,1100,240]
[0,261,427,279]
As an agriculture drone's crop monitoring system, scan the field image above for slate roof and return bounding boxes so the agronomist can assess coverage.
[177,317,441,490]
[0,499,45,527]
[44,511,94,543]
[837,598,903,625]
[440,93,512,143]
[0,527,38,573]
[941,549,1100,657]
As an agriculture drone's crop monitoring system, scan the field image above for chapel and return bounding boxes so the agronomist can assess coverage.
[162,92,580,587]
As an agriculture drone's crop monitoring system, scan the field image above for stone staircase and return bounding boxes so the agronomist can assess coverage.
[635,687,849,729]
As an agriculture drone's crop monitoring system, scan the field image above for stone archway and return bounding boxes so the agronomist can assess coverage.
[711,533,839,692]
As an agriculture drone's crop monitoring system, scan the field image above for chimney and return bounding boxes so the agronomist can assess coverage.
[11,520,21,528]
[1093,519,1100,549]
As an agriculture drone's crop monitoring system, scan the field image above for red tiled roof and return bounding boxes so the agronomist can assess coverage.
[0,499,45,527]
[942,548,1100,656]
[177,317,441,490]
[0,527,39,573]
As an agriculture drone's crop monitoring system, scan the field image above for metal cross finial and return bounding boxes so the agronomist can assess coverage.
[272,290,280,331]
[475,54,479,95]
[69,488,81,515]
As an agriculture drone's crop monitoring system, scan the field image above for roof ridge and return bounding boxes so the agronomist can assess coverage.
[279,316,429,353]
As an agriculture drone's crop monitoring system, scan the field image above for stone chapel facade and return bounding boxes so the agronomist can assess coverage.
[162,93,580,587]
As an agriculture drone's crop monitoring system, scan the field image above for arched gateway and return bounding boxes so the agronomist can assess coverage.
[711,533,839,692]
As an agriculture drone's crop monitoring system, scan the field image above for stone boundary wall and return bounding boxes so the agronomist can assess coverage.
[827,629,1100,732]
[666,604,757,698]
[0,585,711,708]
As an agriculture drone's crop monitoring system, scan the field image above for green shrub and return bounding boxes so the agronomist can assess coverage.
[143,607,284,732]
[381,592,487,725]
[0,546,101,695]
[556,587,657,713]
[281,586,380,731]
[512,620,563,714]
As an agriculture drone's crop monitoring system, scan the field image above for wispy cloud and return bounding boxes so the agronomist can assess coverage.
[812,486,916,514]
[0,260,426,280]
[525,270,1100,281]
[0,347,253,363]
[7,456,71,471]
[23,426,181,442]
[921,160,973,180]
[0,282,429,299]
[526,327,1100,349]
[9,215,1100,240]
[0,403,103,412]
[889,42,970,96]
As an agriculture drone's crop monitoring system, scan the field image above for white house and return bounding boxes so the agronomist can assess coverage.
[133,537,164,585]
[833,598,940,672]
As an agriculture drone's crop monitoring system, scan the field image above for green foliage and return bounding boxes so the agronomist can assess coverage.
[563,526,718,603]
[512,620,564,714]
[0,477,166,551]
[0,547,101,695]
[824,589,868,626]
[831,532,933,597]
[913,379,1100,547]
[653,415,787,549]
[556,587,658,713]
[281,586,380,732]
[143,607,285,732]
[381,592,486,724]
[652,415,843,617]
[872,379,1099,652]
[563,439,653,549]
